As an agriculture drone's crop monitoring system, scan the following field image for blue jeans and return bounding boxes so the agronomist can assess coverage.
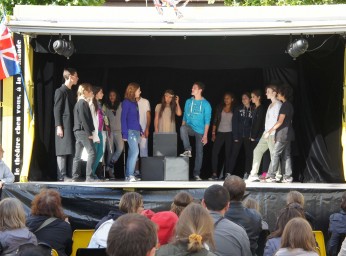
[92,131,104,175]
[72,131,95,178]
[180,125,203,176]
[125,130,140,177]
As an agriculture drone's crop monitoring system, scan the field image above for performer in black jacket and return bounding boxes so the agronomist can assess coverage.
[71,83,97,182]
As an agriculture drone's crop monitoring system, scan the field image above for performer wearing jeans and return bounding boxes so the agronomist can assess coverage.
[71,83,97,182]
[180,82,212,181]
[121,82,143,182]
[248,84,282,182]
[265,84,295,183]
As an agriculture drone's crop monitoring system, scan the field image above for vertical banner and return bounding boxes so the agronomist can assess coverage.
[12,33,24,181]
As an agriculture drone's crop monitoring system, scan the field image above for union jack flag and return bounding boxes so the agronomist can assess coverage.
[0,19,21,80]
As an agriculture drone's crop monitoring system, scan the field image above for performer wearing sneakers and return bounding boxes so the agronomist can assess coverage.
[180,82,212,181]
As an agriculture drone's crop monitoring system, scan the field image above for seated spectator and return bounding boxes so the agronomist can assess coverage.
[17,243,51,256]
[202,184,251,256]
[170,191,193,217]
[156,204,216,256]
[264,203,306,256]
[0,198,37,254]
[151,211,179,246]
[243,197,269,256]
[89,192,144,248]
[275,217,318,256]
[223,175,262,255]
[0,144,15,189]
[107,213,157,256]
[286,190,315,228]
[328,191,346,256]
[26,189,72,256]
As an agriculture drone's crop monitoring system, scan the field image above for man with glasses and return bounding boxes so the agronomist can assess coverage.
[54,68,79,181]
[180,82,212,181]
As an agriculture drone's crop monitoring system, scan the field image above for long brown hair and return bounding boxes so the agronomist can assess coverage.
[170,191,193,217]
[159,89,176,123]
[280,217,317,252]
[124,82,140,102]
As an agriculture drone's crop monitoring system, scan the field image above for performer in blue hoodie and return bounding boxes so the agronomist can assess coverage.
[227,92,253,178]
[180,82,212,181]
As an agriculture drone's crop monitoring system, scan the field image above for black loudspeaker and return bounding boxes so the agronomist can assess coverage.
[141,157,165,181]
[153,133,177,157]
[164,157,189,181]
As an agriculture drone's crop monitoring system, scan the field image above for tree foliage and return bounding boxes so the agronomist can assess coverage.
[1,0,105,16]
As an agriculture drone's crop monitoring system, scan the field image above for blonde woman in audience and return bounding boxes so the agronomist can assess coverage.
[170,191,194,217]
[156,203,216,256]
[0,198,37,254]
[274,217,318,256]
[286,190,315,228]
[89,192,144,248]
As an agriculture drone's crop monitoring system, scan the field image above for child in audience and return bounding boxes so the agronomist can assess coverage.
[274,217,318,256]
[286,190,315,228]
[170,191,194,217]
[156,204,216,256]
[0,198,37,254]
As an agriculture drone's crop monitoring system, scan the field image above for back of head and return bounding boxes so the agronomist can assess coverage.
[119,192,143,214]
[175,204,215,253]
[243,197,260,212]
[151,211,178,246]
[278,84,294,101]
[204,184,230,211]
[107,213,157,256]
[286,191,305,207]
[77,83,92,98]
[17,244,51,256]
[223,175,246,201]
[31,189,65,219]
[280,217,316,252]
[170,191,193,217]
[0,198,26,231]
[269,203,305,239]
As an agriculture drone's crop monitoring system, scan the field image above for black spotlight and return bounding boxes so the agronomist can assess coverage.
[287,38,309,60]
[53,38,75,58]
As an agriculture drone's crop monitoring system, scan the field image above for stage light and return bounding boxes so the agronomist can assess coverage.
[53,36,75,58]
[287,38,309,60]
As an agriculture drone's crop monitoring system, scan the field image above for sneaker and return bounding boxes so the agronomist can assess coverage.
[180,150,192,157]
[208,175,218,181]
[247,175,260,182]
[85,176,100,182]
[71,176,83,182]
[282,177,293,183]
[265,177,277,183]
[194,175,202,181]
[128,176,137,182]
[107,169,115,180]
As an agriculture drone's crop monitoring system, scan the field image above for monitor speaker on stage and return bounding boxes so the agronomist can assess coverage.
[153,132,177,157]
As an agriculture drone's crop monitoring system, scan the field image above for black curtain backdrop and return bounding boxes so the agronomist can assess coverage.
[30,35,344,182]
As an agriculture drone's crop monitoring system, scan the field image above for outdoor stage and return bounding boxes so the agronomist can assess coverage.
[2,180,346,238]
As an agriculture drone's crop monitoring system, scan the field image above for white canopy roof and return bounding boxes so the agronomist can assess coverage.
[7,4,346,36]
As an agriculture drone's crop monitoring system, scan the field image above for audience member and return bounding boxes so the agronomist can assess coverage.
[274,217,318,256]
[156,203,216,256]
[154,89,182,133]
[209,92,235,180]
[106,213,157,256]
[179,82,212,181]
[54,68,78,181]
[228,92,253,178]
[121,82,142,182]
[264,203,305,256]
[0,198,37,254]
[338,237,346,256]
[26,189,72,256]
[223,175,262,255]
[90,192,144,248]
[286,190,315,228]
[104,89,124,179]
[151,211,179,246]
[202,184,251,256]
[328,191,346,256]
[0,144,15,189]
[71,83,97,182]
[170,191,194,217]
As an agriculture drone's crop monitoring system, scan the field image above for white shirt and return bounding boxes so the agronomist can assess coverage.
[265,100,282,135]
[137,97,151,131]
[88,219,114,248]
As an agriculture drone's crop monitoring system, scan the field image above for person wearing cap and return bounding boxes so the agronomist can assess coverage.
[202,184,251,256]
[0,144,15,189]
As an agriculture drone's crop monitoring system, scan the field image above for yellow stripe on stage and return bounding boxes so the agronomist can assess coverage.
[342,47,346,181]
